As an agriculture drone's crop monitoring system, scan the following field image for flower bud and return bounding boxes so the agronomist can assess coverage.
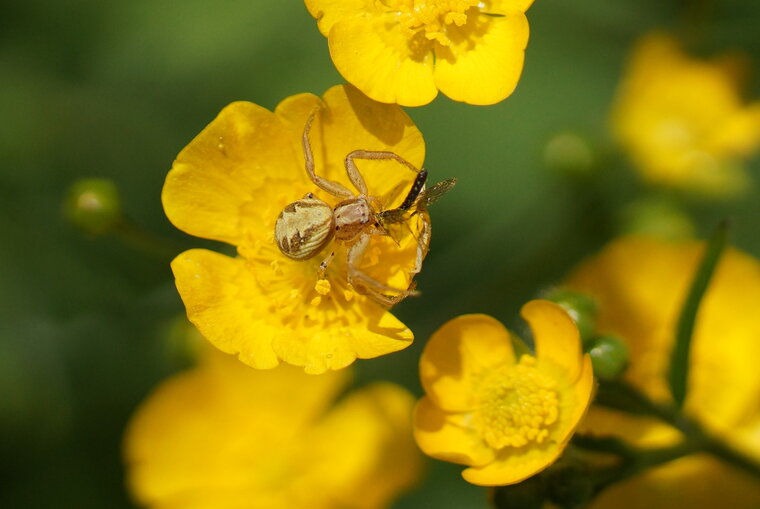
[545,461,593,508]
[543,288,598,344]
[491,476,545,509]
[64,178,122,234]
[619,197,694,240]
[162,316,206,368]
[588,334,629,379]
[544,131,597,178]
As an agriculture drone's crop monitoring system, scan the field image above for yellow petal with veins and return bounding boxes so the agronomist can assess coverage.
[328,13,438,106]
[433,12,529,105]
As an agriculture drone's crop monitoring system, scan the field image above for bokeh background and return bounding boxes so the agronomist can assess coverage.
[2,0,760,507]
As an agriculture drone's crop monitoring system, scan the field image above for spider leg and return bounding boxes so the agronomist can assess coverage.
[345,150,422,197]
[411,210,432,277]
[318,250,335,279]
[346,234,417,307]
[302,111,354,199]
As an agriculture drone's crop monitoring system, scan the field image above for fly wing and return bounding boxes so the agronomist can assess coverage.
[418,178,457,209]
[377,208,411,246]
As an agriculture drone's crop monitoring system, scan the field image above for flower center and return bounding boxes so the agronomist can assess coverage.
[474,355,559,449]
[382,0,479,46]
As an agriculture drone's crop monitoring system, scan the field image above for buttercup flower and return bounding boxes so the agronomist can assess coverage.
[163,85,428,374]
[414,300,594,485]
[124,346,423,509]
[566,236,760,508]
[612,33,760,196]
[305,0,533,106]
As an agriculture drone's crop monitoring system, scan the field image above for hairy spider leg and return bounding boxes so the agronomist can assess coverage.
[344,150,422,197]
[346,234,419,307]
[302,111,354,199]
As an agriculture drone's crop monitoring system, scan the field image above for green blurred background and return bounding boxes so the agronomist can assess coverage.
[2,1,760,507]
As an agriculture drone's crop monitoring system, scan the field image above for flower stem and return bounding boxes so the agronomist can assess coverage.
[113,218,181,261]
[590,379,760,481]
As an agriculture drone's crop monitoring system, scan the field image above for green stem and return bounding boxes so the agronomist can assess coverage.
[589,440,698,492]
[669,220,729,408]
[697,429,760,479]
[113,218,181,261]
[591,379,760,480]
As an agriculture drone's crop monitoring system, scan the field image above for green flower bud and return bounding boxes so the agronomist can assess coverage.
[64,178,122,234]
[588,334,629,379]
[491,475,546,509]
[545,461,593,509]
[544,131,597,178]
[543,288,598,344]
[163,316,206,368]
[619,196,694,240]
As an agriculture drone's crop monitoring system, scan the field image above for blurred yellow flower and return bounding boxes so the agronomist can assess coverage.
[413,301,594,485]
[612,33,760,196]
[162,85,427,374]
[566,236,760,508]
[305,0,533,106]
[124,347,423,509]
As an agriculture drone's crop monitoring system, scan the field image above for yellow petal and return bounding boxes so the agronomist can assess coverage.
[170,249,280,370]
[124,356,351,508]
[312,382,423,509]
[587,454,760,509]
[461,443,563,486]
[553,354,595,444]
[328,14,438,106]
[433,12,529,105]
[304,0,375,36]
[272,307,413,375]
[579,406,682,449]
[162,101,300,245]
[521,299,583,383]
[414,397,495,467]
[420,314,516,412]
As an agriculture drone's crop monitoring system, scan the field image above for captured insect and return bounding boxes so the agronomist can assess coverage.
[274,111,456,307]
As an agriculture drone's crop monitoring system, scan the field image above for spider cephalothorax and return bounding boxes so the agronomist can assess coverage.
[274,112,454,307]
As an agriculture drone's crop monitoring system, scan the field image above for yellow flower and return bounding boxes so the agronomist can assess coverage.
[305,0,534,106]
[565,236,760,509]
[612,33,760,196]
[124,347,423,509]
[162,85,428,374]
[413,301,594,485]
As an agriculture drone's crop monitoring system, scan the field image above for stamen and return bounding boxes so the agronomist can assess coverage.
[380,0,479,47]
[315,279,332,295]
[475,356,560,450]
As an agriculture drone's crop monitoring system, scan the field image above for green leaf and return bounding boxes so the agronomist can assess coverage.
[668,220,729,408]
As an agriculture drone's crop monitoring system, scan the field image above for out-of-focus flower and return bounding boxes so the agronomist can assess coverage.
[162,85,427,374]
[413,301,594,485]
[612,33,760,196]
[124,347,423,509]
[565,236,760,508]
[305,0,534,106]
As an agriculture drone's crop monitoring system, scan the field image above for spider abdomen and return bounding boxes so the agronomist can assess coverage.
[275,198,335,260]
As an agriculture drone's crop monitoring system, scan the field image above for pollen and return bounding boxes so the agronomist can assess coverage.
[309,279,333,306]
[474,356,559,450]
[386,0,479,47]
[315,279,332,296]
